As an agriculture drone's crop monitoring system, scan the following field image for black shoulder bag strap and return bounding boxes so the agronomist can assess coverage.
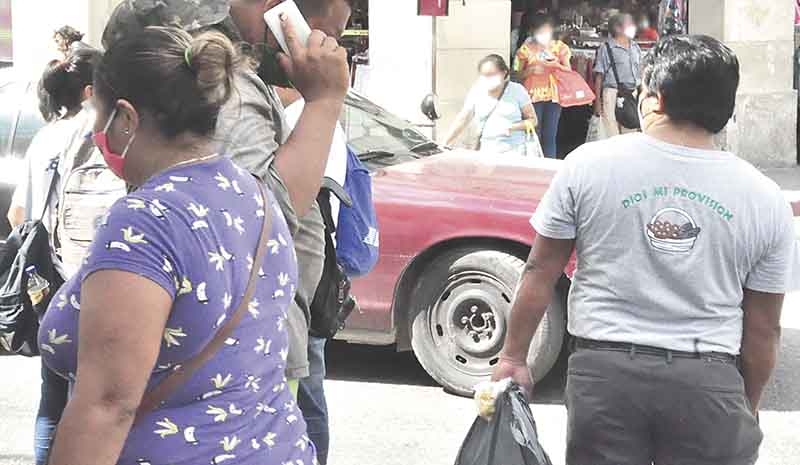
[478,80,511,142]
[39,158,60,222]
[605,42,623,89]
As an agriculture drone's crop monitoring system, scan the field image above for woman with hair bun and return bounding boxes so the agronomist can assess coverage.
[41,27,313,465]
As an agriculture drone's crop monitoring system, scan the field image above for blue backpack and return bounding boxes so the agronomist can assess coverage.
[336,147,379,277]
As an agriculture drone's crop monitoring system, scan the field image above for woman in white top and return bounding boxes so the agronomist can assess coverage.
[442,54,538,156]
[5,47,101,465]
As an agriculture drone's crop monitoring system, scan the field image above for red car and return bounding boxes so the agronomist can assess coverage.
[340,93,573,395]
[340,92,800,396]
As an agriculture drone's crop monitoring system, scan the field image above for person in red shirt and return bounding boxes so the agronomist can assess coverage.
[636,13,660,41]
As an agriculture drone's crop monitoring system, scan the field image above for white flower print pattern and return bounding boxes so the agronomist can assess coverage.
[37,159,309,465]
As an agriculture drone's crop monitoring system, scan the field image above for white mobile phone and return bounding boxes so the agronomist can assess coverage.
[264,0,313,56]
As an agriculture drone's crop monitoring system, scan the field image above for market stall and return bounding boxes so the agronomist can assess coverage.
[512,0,689,155]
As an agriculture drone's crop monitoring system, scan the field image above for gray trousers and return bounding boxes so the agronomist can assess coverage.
[566,347,762,465]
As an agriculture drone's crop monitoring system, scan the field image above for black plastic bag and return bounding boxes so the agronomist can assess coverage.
[0,220,61,356]
[455,384,553,465]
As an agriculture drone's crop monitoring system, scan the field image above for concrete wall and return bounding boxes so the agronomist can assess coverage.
[691,0,797,167]
[359,0,434,128]
[434,0,511,139]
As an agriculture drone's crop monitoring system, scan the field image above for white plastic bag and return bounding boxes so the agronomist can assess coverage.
[525,132,544,158]
[585,115,608,143]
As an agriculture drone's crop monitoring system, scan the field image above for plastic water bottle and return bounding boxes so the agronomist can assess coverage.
[26,265,50,307]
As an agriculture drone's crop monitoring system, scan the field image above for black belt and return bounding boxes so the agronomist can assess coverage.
[573,337,737,364]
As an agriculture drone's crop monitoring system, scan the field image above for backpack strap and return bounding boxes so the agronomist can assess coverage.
[135,178,273,420]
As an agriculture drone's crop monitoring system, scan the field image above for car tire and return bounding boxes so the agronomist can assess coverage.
[409,247,566,396]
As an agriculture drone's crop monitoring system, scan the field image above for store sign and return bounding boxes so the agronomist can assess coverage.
[418,0,449,17]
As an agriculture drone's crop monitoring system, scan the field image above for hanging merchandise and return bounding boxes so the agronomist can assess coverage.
[659,0,687,37]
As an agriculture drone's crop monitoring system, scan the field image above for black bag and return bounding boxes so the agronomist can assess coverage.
[455,384,553,465]
[309,179,357,339]
[0,173,62,356]
[605,42,641,130]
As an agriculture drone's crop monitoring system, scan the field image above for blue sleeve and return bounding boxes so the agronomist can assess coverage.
[594,44,609,75]
[512,83,532,108]
[81,194,182,299]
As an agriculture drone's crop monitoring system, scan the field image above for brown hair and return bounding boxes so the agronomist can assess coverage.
[94,27,241,138]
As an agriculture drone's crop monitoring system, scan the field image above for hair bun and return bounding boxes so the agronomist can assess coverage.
[187,31,239,108]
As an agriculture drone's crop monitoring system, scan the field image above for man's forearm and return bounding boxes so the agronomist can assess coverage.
[273,99,342,216]
[741,330,780,413]
[47,395,136,465]
[501,267,557,361]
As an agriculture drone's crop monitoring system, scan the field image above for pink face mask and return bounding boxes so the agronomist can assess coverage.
[93,107,136,180]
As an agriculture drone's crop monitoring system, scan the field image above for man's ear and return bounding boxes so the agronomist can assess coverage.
[654,91,667,114]
[82,84,93,102]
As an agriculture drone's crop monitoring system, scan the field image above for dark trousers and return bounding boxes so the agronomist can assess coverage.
[298,336,330,465]
[534,101,562,158]
[566,346,762,465]
[35,361,68,465]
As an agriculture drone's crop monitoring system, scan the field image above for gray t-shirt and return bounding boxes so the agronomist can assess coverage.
[215,69,324,379]
[594,39,642,89]
[216,69,298,234]
[532,133,795,354]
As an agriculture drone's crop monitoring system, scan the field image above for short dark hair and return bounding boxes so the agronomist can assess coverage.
[529,14,555,33]
[94,27,242,139]
[477,54,510,76]
[41,48,101,117]
[642,35,740,134]
[296,0,353,19]
[55,25,84,44]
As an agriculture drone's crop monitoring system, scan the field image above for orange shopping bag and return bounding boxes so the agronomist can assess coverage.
[554,69,596,108]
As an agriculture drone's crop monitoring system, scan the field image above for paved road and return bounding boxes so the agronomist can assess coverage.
[0,292,798,465]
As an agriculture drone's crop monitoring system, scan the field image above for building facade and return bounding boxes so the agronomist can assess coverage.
[11,0,798,166]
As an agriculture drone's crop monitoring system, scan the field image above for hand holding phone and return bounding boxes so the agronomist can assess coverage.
[264,0,312,55]
[267,5,349,103]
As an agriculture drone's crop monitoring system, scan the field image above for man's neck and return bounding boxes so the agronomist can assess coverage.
[645,121,716,151]
[614,36,631,47]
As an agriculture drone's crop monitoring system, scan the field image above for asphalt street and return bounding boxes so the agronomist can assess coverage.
[0,291,798,465]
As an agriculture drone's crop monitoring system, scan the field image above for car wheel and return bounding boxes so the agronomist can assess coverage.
[409,247,566,396]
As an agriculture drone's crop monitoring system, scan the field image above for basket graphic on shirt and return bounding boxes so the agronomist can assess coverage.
[645,208,701,254]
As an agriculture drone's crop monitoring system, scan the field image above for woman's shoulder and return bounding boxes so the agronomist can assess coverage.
[507,81,529,95]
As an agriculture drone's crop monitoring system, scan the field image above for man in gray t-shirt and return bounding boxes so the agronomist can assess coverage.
[495,36,794,465]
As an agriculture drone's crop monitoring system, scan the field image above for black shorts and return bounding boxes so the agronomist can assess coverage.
[565,347,762,465]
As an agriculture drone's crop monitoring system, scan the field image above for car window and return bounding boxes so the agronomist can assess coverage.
[342,92,440,170]
[0,81,24,157]
[11,82,46,159]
